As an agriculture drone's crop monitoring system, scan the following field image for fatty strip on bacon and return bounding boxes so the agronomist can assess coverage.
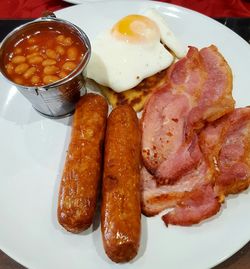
[199,107,250,201]
[141,158,214,216]
[162,184,221,226]
[140,45,235,226]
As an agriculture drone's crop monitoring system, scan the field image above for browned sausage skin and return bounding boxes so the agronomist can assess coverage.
[57,93,108,233]
[101,105,141,263]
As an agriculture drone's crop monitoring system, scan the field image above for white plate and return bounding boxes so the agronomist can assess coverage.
[63,0,149,5]
[0,1,250,269]
[63,0,101,4]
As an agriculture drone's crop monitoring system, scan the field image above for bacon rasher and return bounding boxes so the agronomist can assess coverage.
[141,45,234,182]
[200,107,250,201]
[140,45,235,225]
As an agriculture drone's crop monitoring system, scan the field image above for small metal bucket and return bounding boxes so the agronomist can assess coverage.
[0,14,91,118]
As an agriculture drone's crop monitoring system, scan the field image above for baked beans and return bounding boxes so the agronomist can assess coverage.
[4,28,87,86]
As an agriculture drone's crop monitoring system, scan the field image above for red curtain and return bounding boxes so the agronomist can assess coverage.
[0,0,249,18]
[157,0,250,17]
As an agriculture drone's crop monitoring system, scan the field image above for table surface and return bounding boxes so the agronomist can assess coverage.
[0,17,249,269]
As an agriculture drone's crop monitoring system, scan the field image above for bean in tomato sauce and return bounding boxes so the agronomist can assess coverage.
[4,28,87,86]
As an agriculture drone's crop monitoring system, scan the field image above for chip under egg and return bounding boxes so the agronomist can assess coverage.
[86,9,186,93]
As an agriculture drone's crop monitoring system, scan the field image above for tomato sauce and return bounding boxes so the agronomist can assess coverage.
[4,26,87,86]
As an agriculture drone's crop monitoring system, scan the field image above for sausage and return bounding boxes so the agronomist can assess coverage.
[101,105,141,262]
[57,93,108,233]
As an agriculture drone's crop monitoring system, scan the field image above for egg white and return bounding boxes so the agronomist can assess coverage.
[87,29,173,93]
[86,10,186,93]
[144,9,187,59]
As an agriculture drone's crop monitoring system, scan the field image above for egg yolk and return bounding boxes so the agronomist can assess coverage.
[111,14,160,44]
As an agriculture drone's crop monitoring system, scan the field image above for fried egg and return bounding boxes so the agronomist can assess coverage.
[86,10,186,93]
[144,9,187,59]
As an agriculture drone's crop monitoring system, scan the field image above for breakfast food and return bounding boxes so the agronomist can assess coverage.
[144,9,187,59]
[141,160,221,225]
[200,107,250,201]
[93,68,169,112]
[142,45,234,181]
[49,8,249,263]
[3,24,87,86]
[86,9,187,111]
[87,14,173,92]
[58,94,108,233]
[101,105,141,262]
[162,182,221,226]
[141,45,236,225]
